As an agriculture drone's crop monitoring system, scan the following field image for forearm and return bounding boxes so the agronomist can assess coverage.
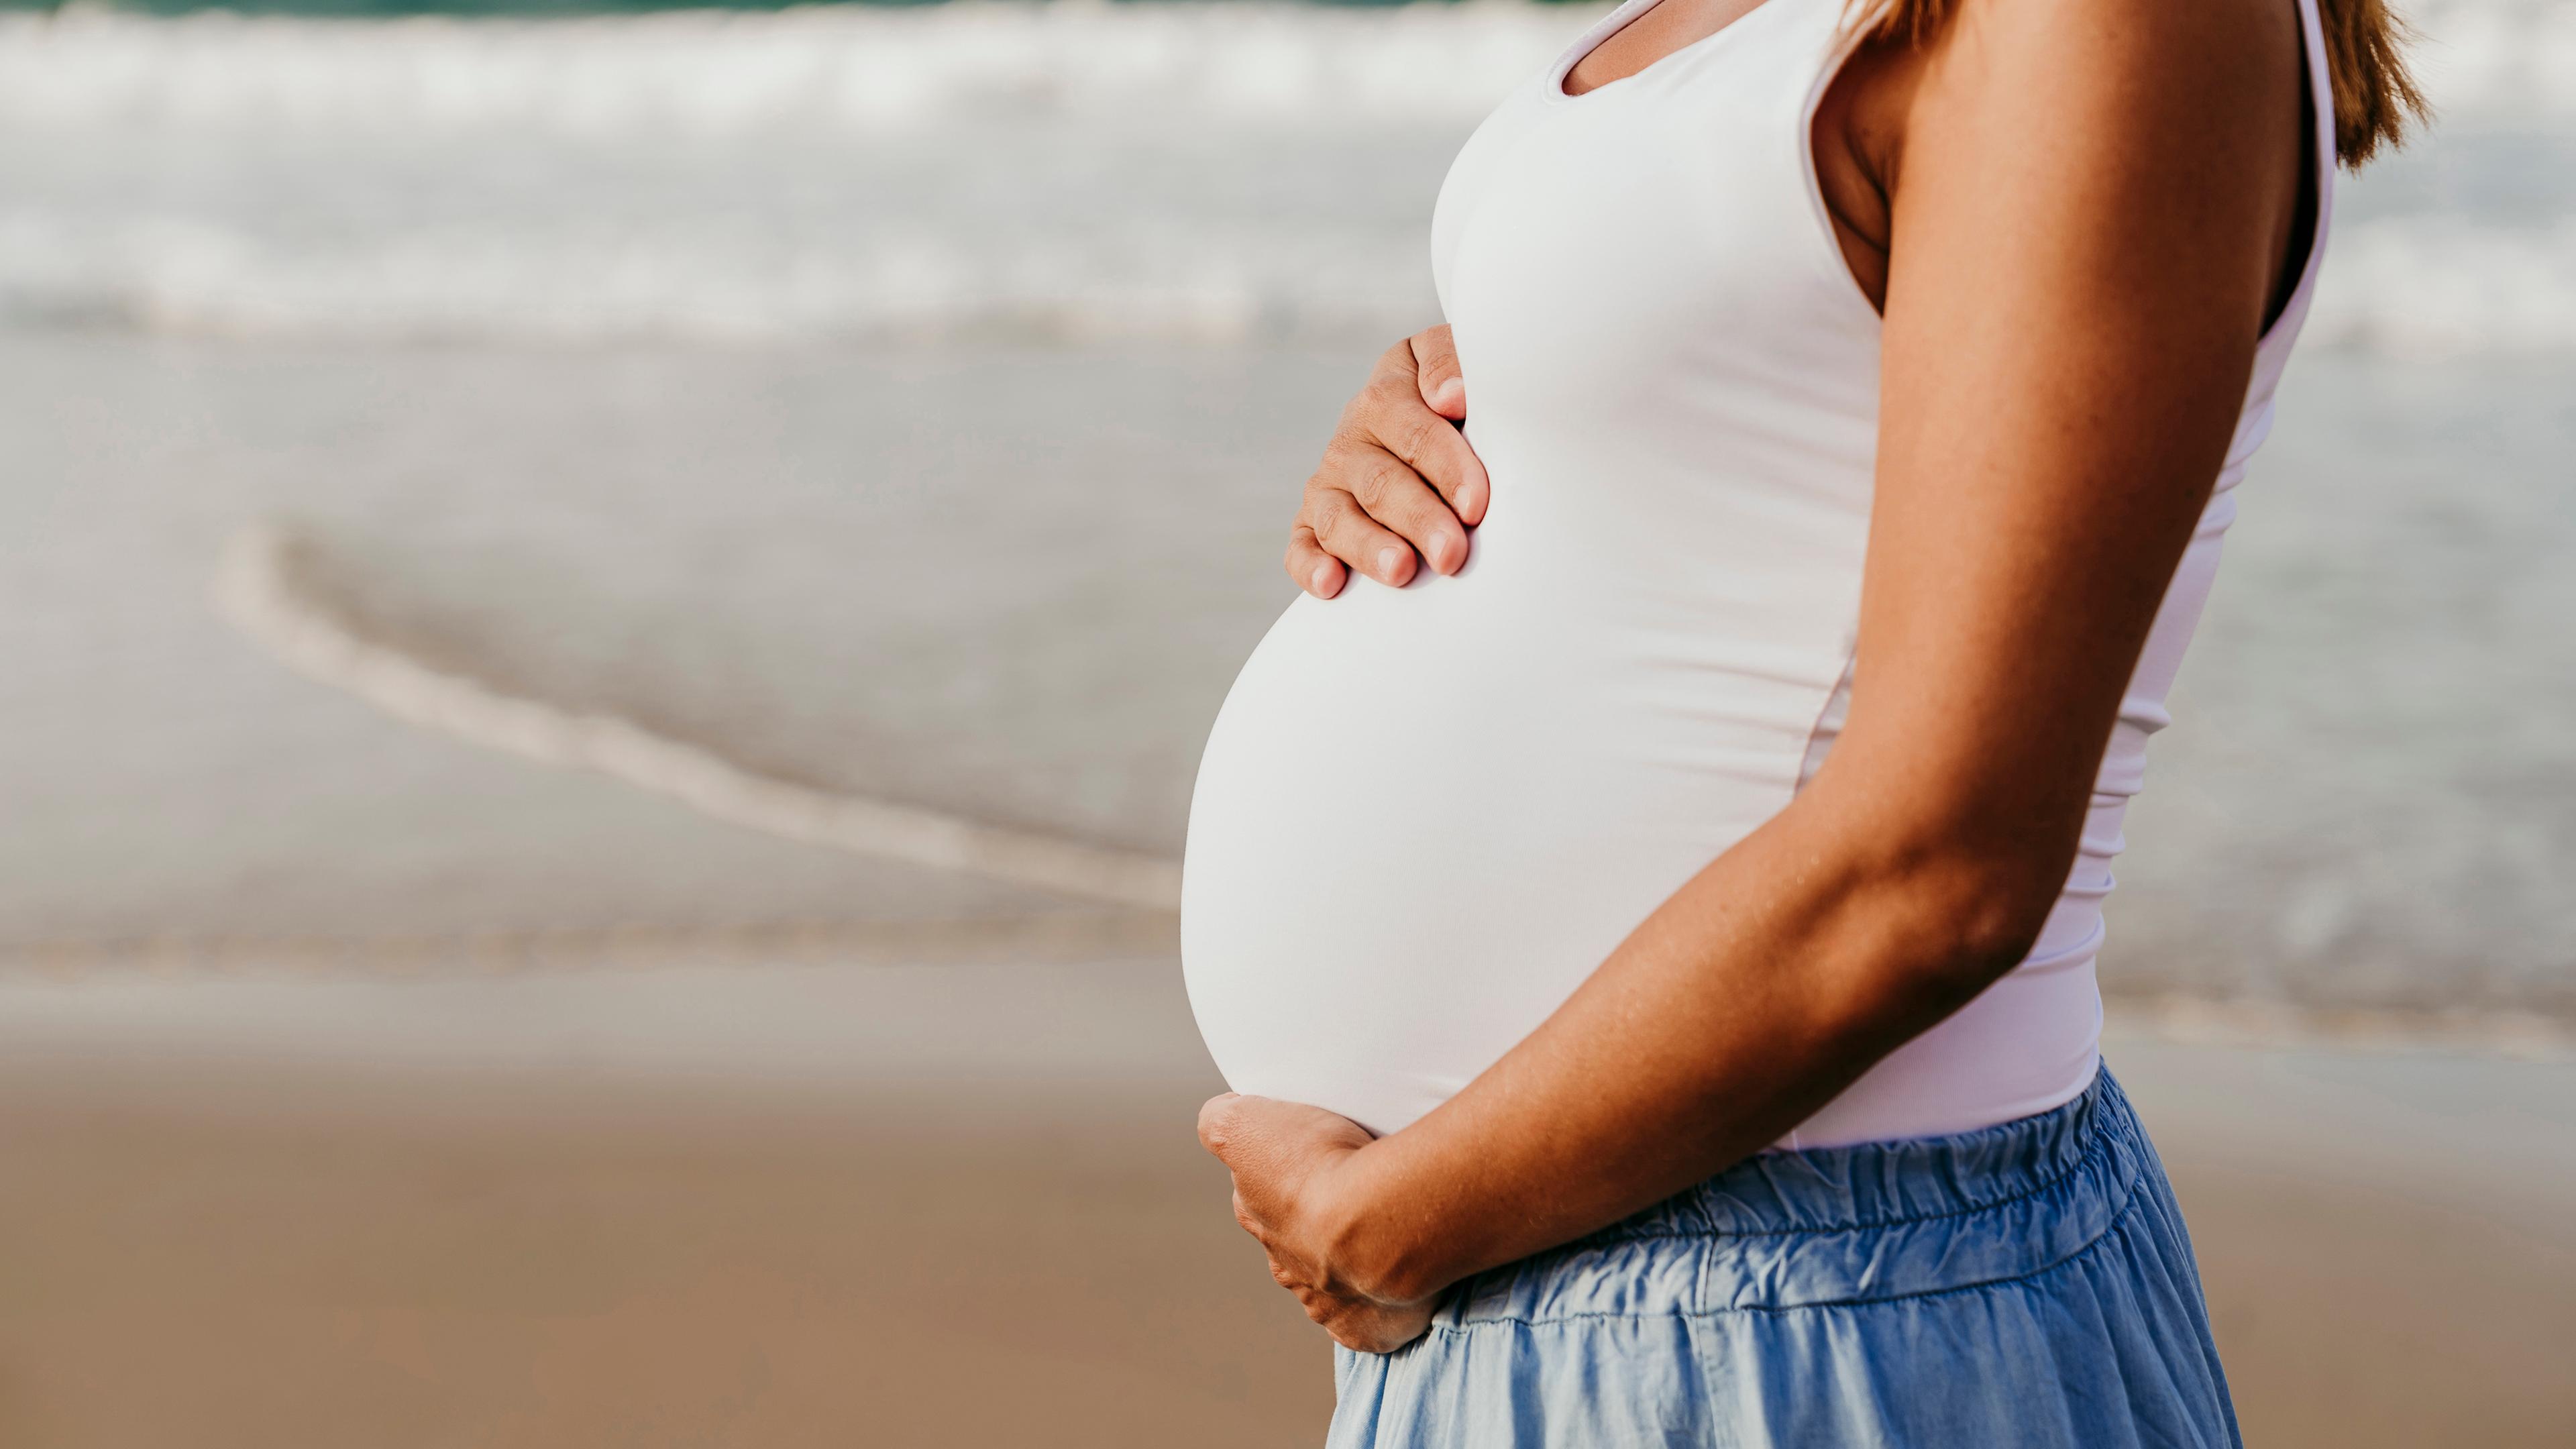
[1324,777,2050,1305]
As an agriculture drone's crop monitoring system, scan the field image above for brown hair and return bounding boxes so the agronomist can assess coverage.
[1856,0,2428,167]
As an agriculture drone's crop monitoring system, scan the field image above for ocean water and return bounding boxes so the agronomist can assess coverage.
[1,0,2571,1020]
[3,0,2573,352]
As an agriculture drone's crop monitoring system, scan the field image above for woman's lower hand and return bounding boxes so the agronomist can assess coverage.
[1197,1092,1441,1354]
[1262,1252,1438,1354]
[1289,325,1489,600]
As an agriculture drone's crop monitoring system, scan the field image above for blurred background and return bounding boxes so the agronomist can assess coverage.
[0,0,2570,1443]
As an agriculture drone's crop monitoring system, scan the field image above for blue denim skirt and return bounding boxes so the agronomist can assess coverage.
[1328,1069,2240,1448]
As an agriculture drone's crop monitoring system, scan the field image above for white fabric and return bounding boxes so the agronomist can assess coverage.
[1181,0,2337,1145]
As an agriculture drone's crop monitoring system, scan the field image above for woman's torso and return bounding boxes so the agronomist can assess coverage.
[1181,0,2335,1145]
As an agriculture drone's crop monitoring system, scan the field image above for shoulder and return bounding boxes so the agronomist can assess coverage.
[1898,0,2304,162]
[1862,0,2308,327]
[1815,0,2307,317]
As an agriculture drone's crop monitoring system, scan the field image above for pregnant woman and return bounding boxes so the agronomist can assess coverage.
[1183,0,2418,1439]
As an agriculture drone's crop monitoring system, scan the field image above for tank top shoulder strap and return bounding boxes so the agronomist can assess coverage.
[2253,0,2339,380]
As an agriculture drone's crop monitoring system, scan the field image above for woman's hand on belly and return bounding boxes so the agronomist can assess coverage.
[1286,325,1489,600]
[1197,1092,1440,1353]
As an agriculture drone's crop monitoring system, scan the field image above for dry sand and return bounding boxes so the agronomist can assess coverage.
[0,957,2567,1448]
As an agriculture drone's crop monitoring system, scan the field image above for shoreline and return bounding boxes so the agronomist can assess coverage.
[5,927,2571,1064]
[0,954,2569,1447]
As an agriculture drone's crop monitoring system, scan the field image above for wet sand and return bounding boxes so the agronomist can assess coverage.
[0,958,2567,1448]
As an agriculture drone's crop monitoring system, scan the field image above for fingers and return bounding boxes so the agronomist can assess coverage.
[1410,325,1466,422]
[1205,1090,1359,1171]
[1371,412,1485,544]
[1317,1296,1439,1355]
[1400,327,1486,525]
[1280,1267,1396,1350]
[1363,358,1488,531]
[1230,1177,1438,1354]
[1300,473,1422,590]
[1285,525,1348,600]
[1289,332,1489,598]
[1196,1092,1245,1158]
[1308,440,1469,583]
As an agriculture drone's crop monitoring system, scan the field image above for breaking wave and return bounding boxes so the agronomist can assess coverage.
[1,0,2569,351]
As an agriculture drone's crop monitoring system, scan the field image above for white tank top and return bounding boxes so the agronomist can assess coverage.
[1181,0,2337,1147]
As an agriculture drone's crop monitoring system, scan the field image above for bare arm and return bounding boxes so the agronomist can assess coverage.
[1204,0,2304,1344]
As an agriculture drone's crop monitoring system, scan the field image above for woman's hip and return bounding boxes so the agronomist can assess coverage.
[1329,1069,2241,1448]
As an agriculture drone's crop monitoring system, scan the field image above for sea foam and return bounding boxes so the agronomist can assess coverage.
[0,0,2567,350]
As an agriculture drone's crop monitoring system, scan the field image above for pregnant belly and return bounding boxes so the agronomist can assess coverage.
[1179,559,1827,1137]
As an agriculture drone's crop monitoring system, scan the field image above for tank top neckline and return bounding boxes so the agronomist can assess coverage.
[1545,0,1803,105]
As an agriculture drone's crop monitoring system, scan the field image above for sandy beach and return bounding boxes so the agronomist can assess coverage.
[0,957,2569,1448]
[2,298,2570,1449]
[4,4,2573,1442]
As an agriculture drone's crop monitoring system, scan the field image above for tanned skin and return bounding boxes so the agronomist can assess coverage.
[1208,0,2310,1353]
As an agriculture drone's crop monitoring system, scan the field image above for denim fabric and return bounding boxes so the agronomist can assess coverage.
[1328,1069,2240,1448]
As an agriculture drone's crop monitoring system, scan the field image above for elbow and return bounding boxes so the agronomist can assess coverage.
[1924,869,2057,1003]
[1844,836,2068,1022]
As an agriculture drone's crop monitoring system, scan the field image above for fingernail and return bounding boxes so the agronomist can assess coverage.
[1458,478,1486,522]
[1377,545,1405,581]
[1427,531,1456,573]
[1308,561,1337,596]
[1435,378,1465,411]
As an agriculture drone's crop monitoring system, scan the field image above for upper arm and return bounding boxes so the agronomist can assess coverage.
[1825,0,2306,898]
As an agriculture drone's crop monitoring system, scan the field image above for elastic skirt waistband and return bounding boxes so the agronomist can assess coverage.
[1442,1068,2151,1324]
